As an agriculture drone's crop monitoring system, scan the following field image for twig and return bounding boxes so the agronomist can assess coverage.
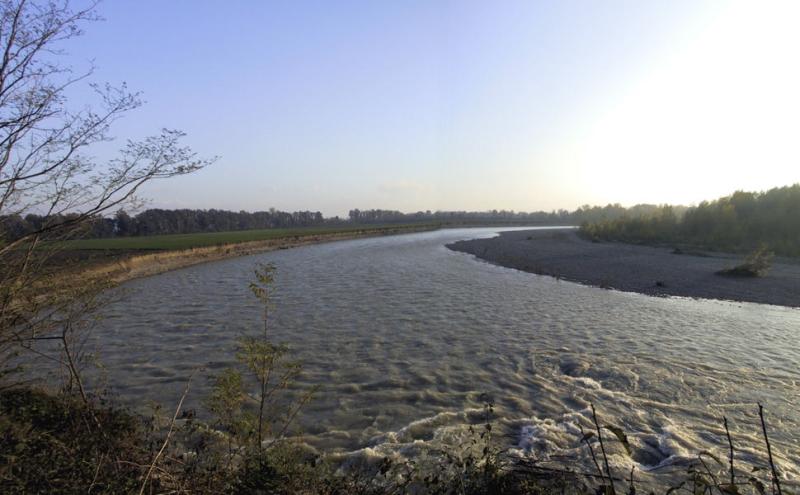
[138,370,196,495]
[88,453,106,494]
[723,416,735,487]
[758,403,782,495]
[628,466,635,495]
[697,454,720,488]
[579,423,606,485]
[61,321,88,404]
[591,403,616,495]
[514,461,625,482]
[263,386,316,451]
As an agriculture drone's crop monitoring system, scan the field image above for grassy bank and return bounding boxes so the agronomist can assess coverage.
[53,223,440,285]
[59,223,442,251]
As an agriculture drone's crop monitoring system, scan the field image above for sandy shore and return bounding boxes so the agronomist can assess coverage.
[447,229,800,308]
[79,225,438,285]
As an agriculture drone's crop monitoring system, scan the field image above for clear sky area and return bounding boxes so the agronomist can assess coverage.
[65,0,800,215]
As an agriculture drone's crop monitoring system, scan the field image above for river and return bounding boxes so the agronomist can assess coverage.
[79,227,799,486]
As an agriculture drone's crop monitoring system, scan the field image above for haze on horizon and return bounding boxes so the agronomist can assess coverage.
[66,0,800,216]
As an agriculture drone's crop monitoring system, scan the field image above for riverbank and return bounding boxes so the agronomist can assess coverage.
[75,224,439,285]
[447,229,800,307]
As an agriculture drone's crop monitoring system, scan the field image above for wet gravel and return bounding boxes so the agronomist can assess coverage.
[447,229,800,307]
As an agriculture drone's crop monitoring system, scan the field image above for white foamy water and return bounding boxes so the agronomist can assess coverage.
[55,227,800,487]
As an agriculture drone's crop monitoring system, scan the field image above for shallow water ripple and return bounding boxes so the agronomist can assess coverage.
[68,227,799,486]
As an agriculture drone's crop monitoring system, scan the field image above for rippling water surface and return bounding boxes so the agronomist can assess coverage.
[83,227,799,485]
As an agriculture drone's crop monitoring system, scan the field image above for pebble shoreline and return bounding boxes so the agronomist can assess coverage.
[447,229,800,308]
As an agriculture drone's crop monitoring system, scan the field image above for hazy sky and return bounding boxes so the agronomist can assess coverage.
[65,1,800,215]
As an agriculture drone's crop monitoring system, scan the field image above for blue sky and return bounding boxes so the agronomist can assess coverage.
[65,1,800,215]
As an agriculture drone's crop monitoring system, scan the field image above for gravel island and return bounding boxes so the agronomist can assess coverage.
[447,229,800,307]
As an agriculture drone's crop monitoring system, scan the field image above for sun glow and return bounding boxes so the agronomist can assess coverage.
[574,0,800,206]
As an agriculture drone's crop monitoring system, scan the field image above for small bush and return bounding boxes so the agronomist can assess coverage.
[717,245,774,277]
[0,388,147,493]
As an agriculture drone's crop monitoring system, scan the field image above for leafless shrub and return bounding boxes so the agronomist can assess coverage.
[0,0,213,388]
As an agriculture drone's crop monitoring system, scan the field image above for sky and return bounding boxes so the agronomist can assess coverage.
[64,0,800,216]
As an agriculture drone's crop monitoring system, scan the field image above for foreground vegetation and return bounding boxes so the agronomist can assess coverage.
[579,185,800,257]
[1,384,790,494]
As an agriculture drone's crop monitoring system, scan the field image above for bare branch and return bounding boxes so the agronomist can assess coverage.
[0,0,212,383]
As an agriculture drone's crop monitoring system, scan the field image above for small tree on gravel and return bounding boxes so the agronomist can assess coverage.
[717,244,774,278]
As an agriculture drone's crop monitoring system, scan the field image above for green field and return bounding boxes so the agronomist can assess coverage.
[59,224,438,251]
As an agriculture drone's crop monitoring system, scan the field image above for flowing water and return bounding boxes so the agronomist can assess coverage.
[73,227,799,486]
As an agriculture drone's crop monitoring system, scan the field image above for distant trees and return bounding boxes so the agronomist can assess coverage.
[348,208,576,225]
[129,208,330,235]
[682,185,800,255]
[571,203,687,225]
[580,205,681,244]
[0,207,333,241]
[10,183,796,258]
[346,204,689,227]
[1,203,698,242]
[580,185,800,256]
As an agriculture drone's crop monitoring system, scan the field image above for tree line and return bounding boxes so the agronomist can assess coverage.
[3,186,796,250]
[1,204,653,242]
[580,184,800,256]
[347,208,573,224]
[1,208,330,241]
[0,202,715,243]
[346,205,690,225]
